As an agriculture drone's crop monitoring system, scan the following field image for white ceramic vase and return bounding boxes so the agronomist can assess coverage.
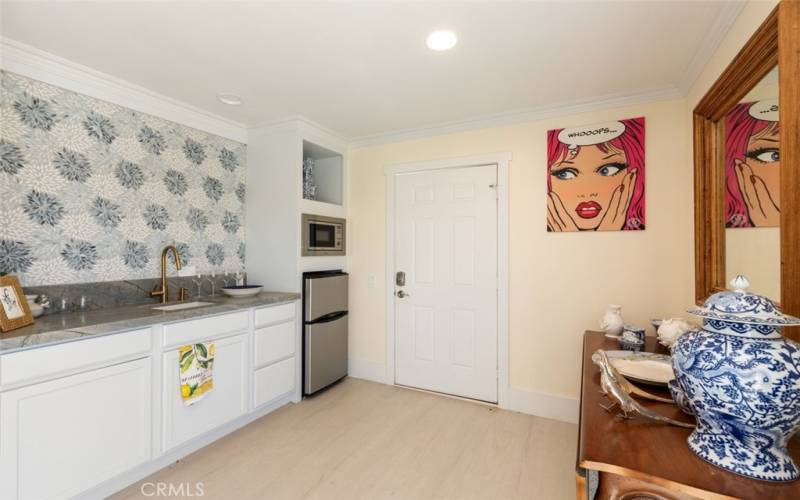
[599,305,624,337]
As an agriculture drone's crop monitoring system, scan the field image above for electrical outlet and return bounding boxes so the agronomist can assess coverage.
[368,273,376,289]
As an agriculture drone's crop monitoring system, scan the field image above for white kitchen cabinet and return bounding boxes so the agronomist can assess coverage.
[162,311,249,348]
[161,333,249,452]
[254,302,296,328]
[254,357,296,408]
[246,120,348,293]
[0,327,151,390]
[0,358,152,500]
[254,321,295,368]
[0,299,300,499]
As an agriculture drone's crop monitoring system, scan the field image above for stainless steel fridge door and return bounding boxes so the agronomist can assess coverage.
[305,274,348,320]
[305,315,348,394]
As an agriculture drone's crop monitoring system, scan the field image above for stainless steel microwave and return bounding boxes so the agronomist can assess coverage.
[301,214,346,256]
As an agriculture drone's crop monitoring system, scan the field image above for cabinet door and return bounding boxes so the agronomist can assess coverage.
[254,321,295,368]
[254,357,295,408]
[0,358,152,500]
[162,334,248,452]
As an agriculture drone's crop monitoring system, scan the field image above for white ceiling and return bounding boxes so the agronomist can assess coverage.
[1,1,739,141]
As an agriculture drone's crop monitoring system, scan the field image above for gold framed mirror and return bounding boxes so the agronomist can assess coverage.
[693,1,799,340]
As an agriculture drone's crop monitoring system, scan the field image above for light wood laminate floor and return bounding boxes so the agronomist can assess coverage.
[112,378,577,500]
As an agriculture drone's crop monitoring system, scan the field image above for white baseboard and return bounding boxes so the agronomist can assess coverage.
[347,360,579,424]
[348,358,387,383]
[501,387,579,425]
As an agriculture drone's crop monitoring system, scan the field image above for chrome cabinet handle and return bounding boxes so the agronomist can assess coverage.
[395,290,410,298]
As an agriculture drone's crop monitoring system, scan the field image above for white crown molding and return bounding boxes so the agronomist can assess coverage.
[349,85,682,148]
[1,0,744,151]
[0,37,248,143]
[676,1,746,95]
[249,114,347,143]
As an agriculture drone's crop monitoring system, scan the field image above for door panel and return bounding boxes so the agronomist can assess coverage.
[413,306,435,361]
[162,334,248,452]
[305,275,348,320]
[254,357,295,408]
[305,315,348,393]
[394,164,498,403]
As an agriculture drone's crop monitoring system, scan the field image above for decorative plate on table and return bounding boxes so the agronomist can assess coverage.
[604,350,674,386]
[221,285,263,298]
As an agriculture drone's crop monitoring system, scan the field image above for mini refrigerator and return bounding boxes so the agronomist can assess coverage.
[302,270,348,395]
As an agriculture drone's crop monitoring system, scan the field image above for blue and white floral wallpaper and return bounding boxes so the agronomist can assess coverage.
[0,71,247,286]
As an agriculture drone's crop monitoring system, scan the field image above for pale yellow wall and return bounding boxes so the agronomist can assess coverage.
[347,0,777,400]
[348,99,693,399]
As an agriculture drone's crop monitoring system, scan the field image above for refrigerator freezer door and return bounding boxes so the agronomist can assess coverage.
[304,315,348,394]
[305,274,348,321]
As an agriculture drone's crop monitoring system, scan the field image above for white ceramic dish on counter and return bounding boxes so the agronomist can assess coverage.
[25,295,45,318]
[604,350,674,386]
[221,285,263,298]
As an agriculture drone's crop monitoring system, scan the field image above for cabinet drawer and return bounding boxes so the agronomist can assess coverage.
[254,302,295,327]
[0,358,151,500]
[162,334,248,452]
[254,321,295,368]
[0,328,151,389]
[254,357,295,408]
[162,311,248,348]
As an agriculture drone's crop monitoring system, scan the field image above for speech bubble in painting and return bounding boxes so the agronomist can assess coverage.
[557,120,626,148]
[748,99,779,122]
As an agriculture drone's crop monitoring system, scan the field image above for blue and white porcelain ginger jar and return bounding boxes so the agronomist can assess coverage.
[671,275,800,482]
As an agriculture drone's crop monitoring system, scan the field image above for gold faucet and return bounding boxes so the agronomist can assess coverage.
[151,245,188,303]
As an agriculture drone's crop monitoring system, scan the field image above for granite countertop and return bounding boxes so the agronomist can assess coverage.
[0,291,300,354]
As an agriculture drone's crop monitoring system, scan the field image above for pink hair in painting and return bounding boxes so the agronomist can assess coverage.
[725,102,779,227]
[547,116,646,230]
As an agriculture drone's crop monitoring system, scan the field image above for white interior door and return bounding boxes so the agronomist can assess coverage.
[394,164,498,403]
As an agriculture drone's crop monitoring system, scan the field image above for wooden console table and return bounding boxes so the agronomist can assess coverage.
[576,331,800,499]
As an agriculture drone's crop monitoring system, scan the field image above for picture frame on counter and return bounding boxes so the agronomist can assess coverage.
[0,275,34,332]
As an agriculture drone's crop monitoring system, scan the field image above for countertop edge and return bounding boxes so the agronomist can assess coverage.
[0,293,300,355]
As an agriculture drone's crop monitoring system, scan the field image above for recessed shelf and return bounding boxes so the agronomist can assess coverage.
[302,140,342,206]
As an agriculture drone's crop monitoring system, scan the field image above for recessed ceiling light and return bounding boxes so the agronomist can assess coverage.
[426,30,457,51]
[217,93,242,105]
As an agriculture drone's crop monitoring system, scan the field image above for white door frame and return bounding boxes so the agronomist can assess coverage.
[383,152,511,406]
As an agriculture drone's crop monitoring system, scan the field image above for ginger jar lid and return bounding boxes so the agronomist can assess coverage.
[687,276,800,337]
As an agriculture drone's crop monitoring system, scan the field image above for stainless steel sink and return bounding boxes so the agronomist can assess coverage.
[152,301,214,312]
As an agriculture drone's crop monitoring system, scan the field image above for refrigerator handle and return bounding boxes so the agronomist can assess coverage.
[306,310,348,325]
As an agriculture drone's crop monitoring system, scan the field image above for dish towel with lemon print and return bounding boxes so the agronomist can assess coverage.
[179,343,215,406]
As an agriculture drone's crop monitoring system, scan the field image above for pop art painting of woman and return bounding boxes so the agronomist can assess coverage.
[725,100,780,228]
[547,117,645,232]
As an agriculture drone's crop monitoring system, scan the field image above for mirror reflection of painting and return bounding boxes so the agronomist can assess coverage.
[725,99,780,228]
[0,285,24,320]
[547,117,645,232]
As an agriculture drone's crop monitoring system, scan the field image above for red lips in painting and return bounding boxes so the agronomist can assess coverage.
[575,201,602,219]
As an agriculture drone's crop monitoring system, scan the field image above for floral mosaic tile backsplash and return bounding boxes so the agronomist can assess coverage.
[0,71,247,286]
